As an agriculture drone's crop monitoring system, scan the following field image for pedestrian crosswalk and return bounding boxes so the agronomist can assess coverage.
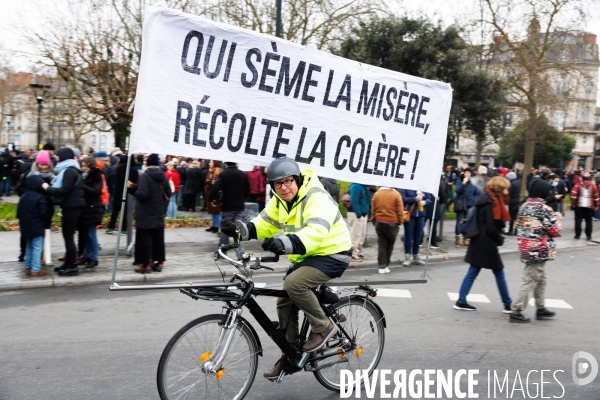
[447,293,490,303]
[248,283,574,309]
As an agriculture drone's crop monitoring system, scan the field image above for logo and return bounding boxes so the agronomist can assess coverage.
[572,351,598,386]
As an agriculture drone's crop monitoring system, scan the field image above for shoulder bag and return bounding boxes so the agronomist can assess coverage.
[403,203,415,223]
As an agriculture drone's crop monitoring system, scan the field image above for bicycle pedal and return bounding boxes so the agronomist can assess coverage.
[275,370,286,384]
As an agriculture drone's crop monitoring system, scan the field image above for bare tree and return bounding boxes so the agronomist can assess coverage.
[476,0,589,194]
[23,0,384,150]
[200,0,385,50]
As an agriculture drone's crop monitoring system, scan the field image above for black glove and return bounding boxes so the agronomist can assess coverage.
[220,222,238,238]
[262,238,286,255]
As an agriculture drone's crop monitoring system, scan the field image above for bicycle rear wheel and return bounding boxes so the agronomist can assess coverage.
[312,296,385,392]
[157,314,259,400]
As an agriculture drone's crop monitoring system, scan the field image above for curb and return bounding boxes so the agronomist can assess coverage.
[1,240,596,292]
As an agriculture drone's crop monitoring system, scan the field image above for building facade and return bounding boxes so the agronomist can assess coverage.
[449,32,600,171]
[1,72,115,153]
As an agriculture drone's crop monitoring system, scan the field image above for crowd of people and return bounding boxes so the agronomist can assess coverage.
[344,163,599,323]
[3,143,273,277]
[3,143,600,325]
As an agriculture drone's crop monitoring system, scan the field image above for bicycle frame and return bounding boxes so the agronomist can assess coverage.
[109,243,421,383]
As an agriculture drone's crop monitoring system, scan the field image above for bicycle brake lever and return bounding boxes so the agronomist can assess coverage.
[261,266,274,271]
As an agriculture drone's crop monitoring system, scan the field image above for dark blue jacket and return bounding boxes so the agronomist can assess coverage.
[399,189,432,218]
[17,175,47,238]
[425,183,446,221]
[455,179,479,208]
[348,183,370,218]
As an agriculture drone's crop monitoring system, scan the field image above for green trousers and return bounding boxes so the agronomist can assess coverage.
[276,266,331,343]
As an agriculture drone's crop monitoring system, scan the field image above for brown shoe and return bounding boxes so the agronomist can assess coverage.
[25,268,31,275]
[263,358,283,380]
[58,254,67,262]
[455,236,463,246]
[31,269,47,276]
[302,322,338,352]
[135,265,152,273]
[463,238,470,246]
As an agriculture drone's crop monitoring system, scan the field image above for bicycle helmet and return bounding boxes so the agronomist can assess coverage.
[267,157,303,190]
[267,157,301,181]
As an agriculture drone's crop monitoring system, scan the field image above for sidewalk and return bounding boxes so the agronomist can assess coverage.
[0,202,597,291]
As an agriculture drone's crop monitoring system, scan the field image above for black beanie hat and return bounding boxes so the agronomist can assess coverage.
[528,178,551,199]
[146,153,160,166]
[56,147,75,161]
[42,142,55,151]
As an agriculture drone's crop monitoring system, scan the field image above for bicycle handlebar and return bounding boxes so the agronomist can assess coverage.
[259,255,279,263]
[216,244,280,278]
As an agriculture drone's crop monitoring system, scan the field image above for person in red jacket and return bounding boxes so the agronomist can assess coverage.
[246,165,266,211]
[570,170,600,240]
[165,161,181,218]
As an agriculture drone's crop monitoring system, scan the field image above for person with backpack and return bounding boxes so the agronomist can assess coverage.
[509,178,562,323]
[570,170,600,240]
[454,177,513,313]
[42,147,85,276]
[347,182,370,262]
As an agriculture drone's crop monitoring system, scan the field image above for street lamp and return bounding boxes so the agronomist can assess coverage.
[275,0,282,38]
[28,83,51,149]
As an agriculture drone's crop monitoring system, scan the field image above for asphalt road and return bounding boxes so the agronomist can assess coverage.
[1,247,599,399]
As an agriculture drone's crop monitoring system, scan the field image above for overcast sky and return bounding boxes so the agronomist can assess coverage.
[1,0,599,105]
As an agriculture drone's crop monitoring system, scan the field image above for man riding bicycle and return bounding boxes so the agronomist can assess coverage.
[230,157,352,380]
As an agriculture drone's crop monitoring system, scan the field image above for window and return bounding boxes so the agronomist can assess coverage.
[583,107,589,123]
[554,110,565,131]
[556,75,568,96]
[504,113,513,129]
[584,77,592,93]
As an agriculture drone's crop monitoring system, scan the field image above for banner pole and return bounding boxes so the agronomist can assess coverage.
[421,196,438,280]
[111,136,132,286]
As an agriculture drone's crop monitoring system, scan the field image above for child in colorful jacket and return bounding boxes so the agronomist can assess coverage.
[510,179,562,323]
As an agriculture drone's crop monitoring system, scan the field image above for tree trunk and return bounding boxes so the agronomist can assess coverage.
[521,106,538,197]
[475,134,483,166]
[112,120,131,151]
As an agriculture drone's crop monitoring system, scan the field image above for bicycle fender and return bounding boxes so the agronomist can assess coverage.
[340,295,386,329]
[237,315,264,357]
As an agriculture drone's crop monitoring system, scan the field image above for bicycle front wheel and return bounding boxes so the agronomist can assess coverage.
[157,314,259,400]
[312,296,385,392]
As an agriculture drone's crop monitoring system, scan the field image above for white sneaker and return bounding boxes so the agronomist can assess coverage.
[402,255,411,267]
[378,267,391,274]
[412,256,425,265]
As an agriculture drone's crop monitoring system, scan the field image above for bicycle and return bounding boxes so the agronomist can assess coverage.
[154,243,386,400]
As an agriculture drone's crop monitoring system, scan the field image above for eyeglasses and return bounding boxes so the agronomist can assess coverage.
[273,178,295,189]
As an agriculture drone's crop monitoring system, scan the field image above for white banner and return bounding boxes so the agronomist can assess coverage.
[131,2,453,193]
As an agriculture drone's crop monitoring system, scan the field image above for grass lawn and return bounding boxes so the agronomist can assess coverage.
[0,203,17,220]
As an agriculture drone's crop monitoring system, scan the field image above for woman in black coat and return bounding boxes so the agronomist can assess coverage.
[77,156,104,268]
[42,147,85,276]
[130,154,172,273]
[454,176,513,313]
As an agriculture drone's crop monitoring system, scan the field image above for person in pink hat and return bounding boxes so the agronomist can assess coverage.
[15,150,56,265]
